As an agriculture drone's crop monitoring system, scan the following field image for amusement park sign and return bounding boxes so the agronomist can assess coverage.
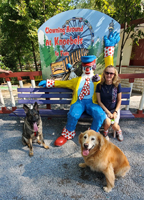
[38,9,120,80]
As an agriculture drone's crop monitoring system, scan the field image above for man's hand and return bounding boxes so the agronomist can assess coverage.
[104,31,120,47]
[107,112,114,119]
[0,69,13,74]
[113,112,117,119]
[5,70,13,74]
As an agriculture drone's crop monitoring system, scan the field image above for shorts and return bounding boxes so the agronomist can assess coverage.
[105,109,120,124]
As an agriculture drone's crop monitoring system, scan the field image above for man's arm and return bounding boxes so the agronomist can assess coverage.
[0,69,13,74]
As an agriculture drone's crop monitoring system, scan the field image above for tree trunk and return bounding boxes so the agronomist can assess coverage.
[118,49,123,74]
[118,24,126,74]
[18,55,22,72]
[31,41,38,71]
[39,60,42,70]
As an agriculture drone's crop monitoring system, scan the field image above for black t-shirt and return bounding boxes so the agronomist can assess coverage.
[96,83,122,112]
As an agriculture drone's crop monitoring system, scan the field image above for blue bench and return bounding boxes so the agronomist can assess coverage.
[9,87,135,119]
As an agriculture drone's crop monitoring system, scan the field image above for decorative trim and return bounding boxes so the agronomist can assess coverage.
[61,127,76,140]
[104,47,114,57]
[46,79,55,88]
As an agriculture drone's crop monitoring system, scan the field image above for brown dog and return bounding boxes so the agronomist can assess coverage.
[79,130,130,193]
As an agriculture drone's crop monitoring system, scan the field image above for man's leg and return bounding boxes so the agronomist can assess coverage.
[55,100,85,146]
[86,103,106,132]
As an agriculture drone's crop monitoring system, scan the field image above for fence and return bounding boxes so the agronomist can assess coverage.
[0,71,144,117]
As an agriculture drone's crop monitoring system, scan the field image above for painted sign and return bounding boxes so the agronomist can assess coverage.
[38,9,120,80]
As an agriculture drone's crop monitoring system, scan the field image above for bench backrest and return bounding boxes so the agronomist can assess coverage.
[17,87,131,106]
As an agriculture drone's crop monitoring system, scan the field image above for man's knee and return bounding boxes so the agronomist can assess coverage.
[68,105,84,120]
[92,105,106,119]
[104,118,111,127]
[112,122,119,130]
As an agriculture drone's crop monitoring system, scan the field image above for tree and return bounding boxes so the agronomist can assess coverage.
[74,0,115,16]
[0,1,34,71]
[14,0,73,70]
[74,0,144,73]
[0,0,73,71]
[113,0,144,73]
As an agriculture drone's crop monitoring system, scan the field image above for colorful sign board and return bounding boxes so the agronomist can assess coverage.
[38,9,120,80]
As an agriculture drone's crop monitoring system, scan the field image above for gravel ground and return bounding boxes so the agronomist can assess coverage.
[0,91,144,200]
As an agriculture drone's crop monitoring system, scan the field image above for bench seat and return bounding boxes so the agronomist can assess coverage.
[9,87,135,119]
[9,108,134,118]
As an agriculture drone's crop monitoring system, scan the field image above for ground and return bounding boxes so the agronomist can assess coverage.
[0,84,144,200]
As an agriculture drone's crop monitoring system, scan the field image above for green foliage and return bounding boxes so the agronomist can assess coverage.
[0,0,143,74]
[0,0,72,72]
[74,0,144,72]
[75,0,115,16]
[112,0,144,72]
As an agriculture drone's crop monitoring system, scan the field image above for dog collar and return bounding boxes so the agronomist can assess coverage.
[34,132,38,137]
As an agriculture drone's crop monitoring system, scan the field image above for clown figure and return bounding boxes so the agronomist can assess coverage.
[39,30,120,146]
[39,55,106,146]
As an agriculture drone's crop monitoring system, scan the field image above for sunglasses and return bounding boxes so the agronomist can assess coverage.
[105,71,115,75]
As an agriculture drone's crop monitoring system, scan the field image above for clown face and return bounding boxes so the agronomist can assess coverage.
[82,66,94,77]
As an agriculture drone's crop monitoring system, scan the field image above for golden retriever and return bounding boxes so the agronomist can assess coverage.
[79,130,130,193]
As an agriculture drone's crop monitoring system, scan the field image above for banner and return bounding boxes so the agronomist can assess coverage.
[38,9,120,80]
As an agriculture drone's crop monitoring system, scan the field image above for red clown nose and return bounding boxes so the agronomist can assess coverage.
[86,68,90,71]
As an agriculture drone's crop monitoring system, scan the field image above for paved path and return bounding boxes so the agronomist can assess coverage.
[0,92,144,200]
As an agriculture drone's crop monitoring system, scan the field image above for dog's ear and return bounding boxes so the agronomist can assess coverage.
[23,104,29,113]
[98,134,104,150]
[78,132,84,145]
[33,102,39,111]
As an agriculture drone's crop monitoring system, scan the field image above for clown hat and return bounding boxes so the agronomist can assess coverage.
[81,55,96,67]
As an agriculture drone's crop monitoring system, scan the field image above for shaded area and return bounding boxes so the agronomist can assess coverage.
[0,115,144,200]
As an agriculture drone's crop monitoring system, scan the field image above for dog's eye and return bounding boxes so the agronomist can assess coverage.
[84,135,87,139]
[91,138,95,141]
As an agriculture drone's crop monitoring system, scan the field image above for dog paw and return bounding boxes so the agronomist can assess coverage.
[79,163,87,168]
[43,144,49,149]
[29,152,33,157]
[37,140,41,145]
[103,186,112,193]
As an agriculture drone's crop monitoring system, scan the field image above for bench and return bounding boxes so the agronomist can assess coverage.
[9,87,135,119]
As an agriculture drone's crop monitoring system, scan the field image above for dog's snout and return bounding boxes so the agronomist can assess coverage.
[84,143,89,149]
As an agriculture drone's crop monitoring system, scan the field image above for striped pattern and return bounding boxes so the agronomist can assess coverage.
[9,87,134,118]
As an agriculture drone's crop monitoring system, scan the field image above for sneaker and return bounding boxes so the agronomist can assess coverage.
[103,130,109,141]
[116,129,123,141]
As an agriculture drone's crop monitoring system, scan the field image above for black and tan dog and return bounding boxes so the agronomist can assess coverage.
[22,102,49,156]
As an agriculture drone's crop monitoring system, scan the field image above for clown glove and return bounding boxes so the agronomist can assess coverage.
[104,31,120,47]
[38,79,55,88]
[92,74,100,82]
[38,80,46,87]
